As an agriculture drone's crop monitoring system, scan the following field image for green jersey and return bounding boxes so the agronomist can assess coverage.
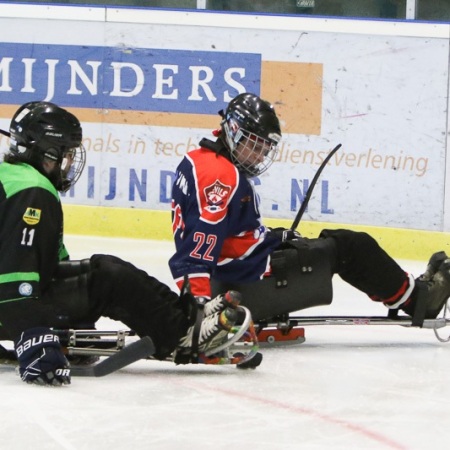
[0,162,68,338]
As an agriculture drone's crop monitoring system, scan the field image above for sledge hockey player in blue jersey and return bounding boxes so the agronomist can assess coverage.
[0,101,240,385]
[169,92,450,328]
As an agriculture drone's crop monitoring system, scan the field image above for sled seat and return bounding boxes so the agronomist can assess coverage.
[212,238,334,321]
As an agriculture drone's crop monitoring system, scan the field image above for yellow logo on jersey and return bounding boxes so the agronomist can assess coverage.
[23,207,42,225]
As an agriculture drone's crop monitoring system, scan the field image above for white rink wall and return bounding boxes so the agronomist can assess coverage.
[0,5,449,232]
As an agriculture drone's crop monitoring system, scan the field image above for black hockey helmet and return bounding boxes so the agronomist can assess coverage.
[8,101,86,192]
[219,93,281,177]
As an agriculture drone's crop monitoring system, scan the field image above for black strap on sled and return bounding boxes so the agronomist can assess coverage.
[270,239,315,288]
[411,289,428,328]
[387,290,427,327]
[387,308,399,320]
[175,277,203,364]
[389,282,427,327]
[189,300,205,363]
[271,250,288,287]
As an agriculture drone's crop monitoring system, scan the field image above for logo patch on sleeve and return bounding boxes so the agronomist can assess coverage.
[204,180,231,212]
[19,282,33,296]
[23,208,42,225]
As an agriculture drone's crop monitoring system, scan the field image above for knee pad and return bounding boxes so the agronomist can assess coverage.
[43,272,93,325]
[319,229,378,272]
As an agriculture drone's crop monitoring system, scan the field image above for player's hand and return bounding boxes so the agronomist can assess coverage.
[14,327,71,386]
[268,227,302,242]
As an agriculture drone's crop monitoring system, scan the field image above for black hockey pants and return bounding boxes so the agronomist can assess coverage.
[320,229,408,301]
[87,254,189,359]
[0,255,189,358]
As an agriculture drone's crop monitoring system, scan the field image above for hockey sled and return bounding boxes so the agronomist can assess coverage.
[0,307,260,377]
[211,238,336,321]
[51,305,261,376]
[3,310,449,376]
[251,303,450,347]
[211,240,450,346]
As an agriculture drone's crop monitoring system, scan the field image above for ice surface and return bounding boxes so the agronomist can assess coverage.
[2,235,450,450]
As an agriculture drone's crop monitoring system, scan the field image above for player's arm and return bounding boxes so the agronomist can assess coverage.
[14,187,61,288]
[0,187,62,335]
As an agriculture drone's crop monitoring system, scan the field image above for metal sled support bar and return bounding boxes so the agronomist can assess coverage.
[278,316,450,329]
[55,329,134,350]
[56,329,135,339]
[68,347,120,357]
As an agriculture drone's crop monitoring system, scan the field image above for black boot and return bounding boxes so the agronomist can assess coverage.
[402,252,450,321]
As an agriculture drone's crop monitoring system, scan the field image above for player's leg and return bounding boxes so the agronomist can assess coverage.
[88,254,190,359]
[320,229,450,320]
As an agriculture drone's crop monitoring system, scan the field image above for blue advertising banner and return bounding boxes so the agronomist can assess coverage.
[0,43,261,114]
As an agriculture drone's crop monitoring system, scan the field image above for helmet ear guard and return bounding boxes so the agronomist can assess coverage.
[42,147,60,162]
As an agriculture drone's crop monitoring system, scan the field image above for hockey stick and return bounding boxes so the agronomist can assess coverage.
[70,336,155,377]
[290,143,342,231]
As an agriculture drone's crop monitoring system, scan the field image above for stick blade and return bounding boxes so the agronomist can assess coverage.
[71,336,155,378]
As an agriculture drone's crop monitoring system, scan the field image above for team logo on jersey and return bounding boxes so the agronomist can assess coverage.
[23,207,41,225]
[204,180,231,212]
[19,283,33,296]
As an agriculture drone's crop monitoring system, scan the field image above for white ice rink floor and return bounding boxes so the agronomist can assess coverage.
[2,235,450,450]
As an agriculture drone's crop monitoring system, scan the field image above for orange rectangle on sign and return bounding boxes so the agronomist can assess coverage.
[261,61,323,136]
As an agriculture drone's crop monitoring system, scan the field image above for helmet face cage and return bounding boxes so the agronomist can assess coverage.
[58,144,86,192]
[221,93,282,177]
[226,123,279,177]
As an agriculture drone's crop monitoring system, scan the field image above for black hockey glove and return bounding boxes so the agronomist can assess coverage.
[268,227,302,243]
[14,327,71,386]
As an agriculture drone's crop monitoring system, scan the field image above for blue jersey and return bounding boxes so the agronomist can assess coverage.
[169,139,279,298]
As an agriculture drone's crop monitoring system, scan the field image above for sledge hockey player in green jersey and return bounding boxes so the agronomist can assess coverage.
[0,101,241,386]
